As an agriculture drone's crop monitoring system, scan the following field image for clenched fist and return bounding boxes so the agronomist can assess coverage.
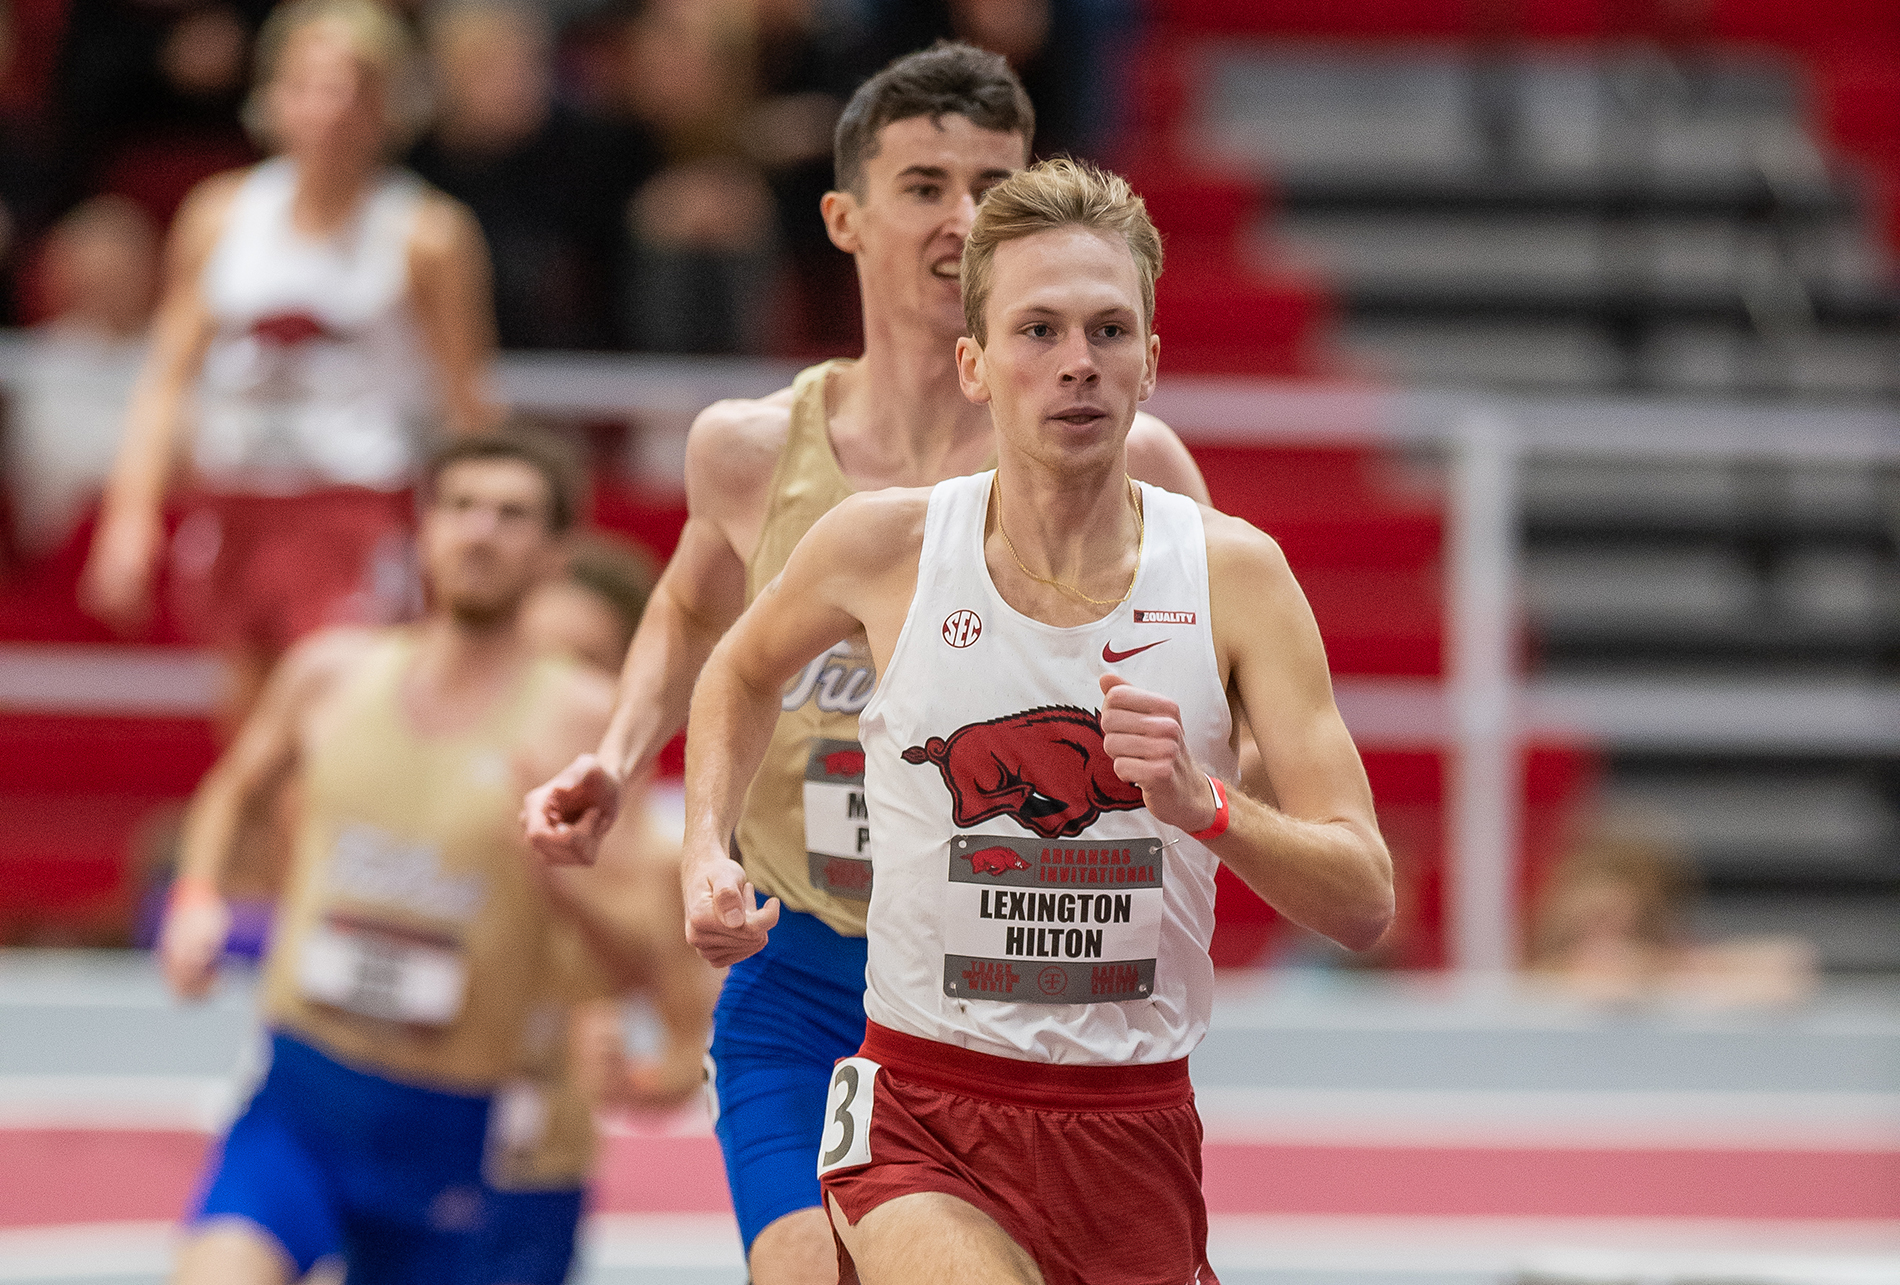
[522,753,624,867]
[1098,672,1219,835]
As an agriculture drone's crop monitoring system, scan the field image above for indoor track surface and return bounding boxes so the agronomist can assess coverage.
[2,952,1896,1285]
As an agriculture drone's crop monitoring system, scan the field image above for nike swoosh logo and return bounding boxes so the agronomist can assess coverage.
[1102,640,1166,664]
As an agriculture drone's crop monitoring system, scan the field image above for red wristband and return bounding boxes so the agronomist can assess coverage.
[1188,774,1229,841]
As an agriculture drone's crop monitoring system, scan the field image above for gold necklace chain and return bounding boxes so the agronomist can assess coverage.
[994,474,1145,609]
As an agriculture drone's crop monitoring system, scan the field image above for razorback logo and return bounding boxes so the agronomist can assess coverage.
[251,311,333,347]
[964,846,1030,876]
[823,749,865,778]
[902,705,1143,839]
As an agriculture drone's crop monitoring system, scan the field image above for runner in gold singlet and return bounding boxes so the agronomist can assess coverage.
[735,360,876,930]
[523,45,1210,1285]
[158,433,703,1285]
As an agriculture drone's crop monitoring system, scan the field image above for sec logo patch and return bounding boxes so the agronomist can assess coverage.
[941,610,982,648]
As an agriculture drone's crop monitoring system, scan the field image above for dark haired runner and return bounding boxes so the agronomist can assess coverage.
[523,42,1208,1285]
[160,438,701,1285]
[682,158,1393,1285]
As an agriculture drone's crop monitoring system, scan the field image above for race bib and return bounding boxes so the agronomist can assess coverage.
[296,912,468,1025]
[816,1056,880,1176]
[941,834,1163,1005]
[803,738,872,901]
[488,1079,549,1155]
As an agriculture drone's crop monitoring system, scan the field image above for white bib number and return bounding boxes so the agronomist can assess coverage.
[803,738,872,901]
[941,834,1164,1005]
[816,1056,880,1176]
[296,915,468,1025]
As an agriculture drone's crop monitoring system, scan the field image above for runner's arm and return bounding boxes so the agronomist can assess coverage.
[1126,412,1211,505]
[544,822,717,1110]
[523,398,772,865]
[80,176,233,633]
[408,194,500,435]
[1202,518,1391,948]
[1100,515,1392,951]
[681,490,922,966]
[531,672,719,1108]
[609,834,720,1109]
[162,629,368,998]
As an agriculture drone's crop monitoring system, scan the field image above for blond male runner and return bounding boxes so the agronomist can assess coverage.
[523,44,1207,1285]
[680,159,1394,1285]
[159,435,693,1285]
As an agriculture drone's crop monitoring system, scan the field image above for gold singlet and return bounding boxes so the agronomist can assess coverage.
[734,360,876,936]
[262,632,601,1115]
[483,922,603,1191]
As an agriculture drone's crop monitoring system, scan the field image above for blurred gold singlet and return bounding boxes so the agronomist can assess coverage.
[260,633,604,1185]
[734,360,879,935]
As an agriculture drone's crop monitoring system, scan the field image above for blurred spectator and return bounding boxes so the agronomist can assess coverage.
[615,0,777,353]
[1528,831,1818,1008]
[4,195,157,557]
[410,0,660,350]
[51,0,269,221]
[80,0,497,724]
[0,0,56,324]
[742,0,878,351]
[863,0,1136,159]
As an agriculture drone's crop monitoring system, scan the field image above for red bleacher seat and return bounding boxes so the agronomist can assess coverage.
[1154,265,1332,377]
[1190,442,1594,966]
[1713,0,1900,48]
[100,138,258,232]
[1154,0,1475,39]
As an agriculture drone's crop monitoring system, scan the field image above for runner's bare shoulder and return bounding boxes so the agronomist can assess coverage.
[683,387,797,527]
[798,486,931,576]
[1200,506,1292,590]
[407,190,487,271]
[1126,410,1209,502]
[167,169,249,273]
[1199,506,1328,669]
[275,626,384,713]
[540,660,618,747]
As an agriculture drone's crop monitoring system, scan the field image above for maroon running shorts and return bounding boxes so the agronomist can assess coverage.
[169,488,417,654]
[820,1022,1218,1285]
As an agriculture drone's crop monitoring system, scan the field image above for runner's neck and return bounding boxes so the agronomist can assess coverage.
[984,452,1142,628]
[286,154,380,241]
[398,615,536,739]
[833,323,993,489]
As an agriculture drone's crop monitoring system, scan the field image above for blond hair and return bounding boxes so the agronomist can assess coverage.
[960,157,1163,346]
[245,0,427,149]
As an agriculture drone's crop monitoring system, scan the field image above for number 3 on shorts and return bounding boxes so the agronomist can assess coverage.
[817,1057,880,1176]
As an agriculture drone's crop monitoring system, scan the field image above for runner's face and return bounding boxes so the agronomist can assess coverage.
[267,26,388,167]
[957,226,1158,473]
[422,460,560,625]
[520,580,628,675]
[844,115,1024,338]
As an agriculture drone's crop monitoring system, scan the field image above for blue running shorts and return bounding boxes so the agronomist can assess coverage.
[468,1186,586,1285]
[190,1031,579,1285]
[709,897,868,1253]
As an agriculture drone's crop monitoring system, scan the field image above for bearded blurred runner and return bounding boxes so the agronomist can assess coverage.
[679,158,1395,1285]
[522,42,1208,1285]
[159,433,702,1285]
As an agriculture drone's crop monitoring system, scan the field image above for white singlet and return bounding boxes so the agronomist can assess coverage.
[194,159,432,492]
[858,471,1237,1066]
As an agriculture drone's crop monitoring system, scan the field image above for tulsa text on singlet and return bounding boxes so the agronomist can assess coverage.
[734,359,881,935]
[261,632,606,1178]
[857,473,1238,1064]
